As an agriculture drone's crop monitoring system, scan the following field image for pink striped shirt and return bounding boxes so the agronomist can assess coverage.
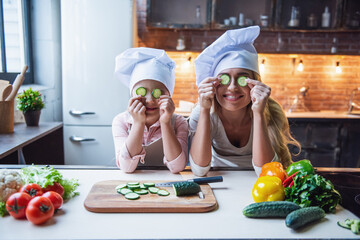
[112,112,188,173]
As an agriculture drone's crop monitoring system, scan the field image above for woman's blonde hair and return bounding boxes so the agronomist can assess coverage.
[214,71,300,168]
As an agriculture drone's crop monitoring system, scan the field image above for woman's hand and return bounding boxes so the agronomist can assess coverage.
[128,95,146,124]
[246,79,271,115]
[159,95,175,124]
[198,77,220,110]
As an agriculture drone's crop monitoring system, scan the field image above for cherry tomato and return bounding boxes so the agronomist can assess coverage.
[43,182,64,197]
[6,192,32,219]
[20,183,43,198]
[42,191,63,209]
[26,196,54,225]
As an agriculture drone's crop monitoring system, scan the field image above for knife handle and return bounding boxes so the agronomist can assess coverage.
[191,176,223,184]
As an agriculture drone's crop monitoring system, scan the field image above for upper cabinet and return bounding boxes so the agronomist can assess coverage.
[212,0,274,29]
[146,0,360,31]
[146,0,211,29]
[275,0,342,30]
[343,0,360,29]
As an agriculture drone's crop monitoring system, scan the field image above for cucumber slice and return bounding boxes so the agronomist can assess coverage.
[139,184,147,189]
[157,189,170,196]
[127,184,141,190]
[127,182,139,185]
[143,182,155,188]
[152,88,162,99]
[119,188,133,195]
[148,187,159,194]
[237,76,247,87]
[125,192,140,200]
[136,87,146,97]
[134,189,149,195]
[115,184,127,190]
[220,74,230,85]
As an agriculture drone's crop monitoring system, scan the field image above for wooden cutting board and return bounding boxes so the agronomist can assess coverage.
[84,180,218,213]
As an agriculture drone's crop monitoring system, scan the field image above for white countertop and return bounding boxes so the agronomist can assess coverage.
[0,168,359,239]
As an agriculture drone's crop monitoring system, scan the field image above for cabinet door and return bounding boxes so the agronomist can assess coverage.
[147,0,211,28]
[63,126,116,166]
[343,0,360,29]
[340,123,360,167]
[275,0,342,29]
[212,0,274,29]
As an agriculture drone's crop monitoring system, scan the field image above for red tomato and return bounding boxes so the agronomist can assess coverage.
[42,191,63,209]
[20,183,43,198]
[6,192,32,219]
[43,182,64,197]
[26,196,54,225]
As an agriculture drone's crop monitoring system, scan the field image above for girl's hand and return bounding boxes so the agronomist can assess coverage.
[198,77,221,110]
[128,95,146,124]
[246,79,271,115]
[159,95,175,124]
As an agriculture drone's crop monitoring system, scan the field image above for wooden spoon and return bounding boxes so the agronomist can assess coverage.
[0,84,12,101]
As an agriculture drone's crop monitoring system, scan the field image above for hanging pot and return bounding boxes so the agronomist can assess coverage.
[23,110,41,126]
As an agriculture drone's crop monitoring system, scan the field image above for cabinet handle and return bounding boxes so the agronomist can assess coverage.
[69,110,95,116]
[69,136,96,142]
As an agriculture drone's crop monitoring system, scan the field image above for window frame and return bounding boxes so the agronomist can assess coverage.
[0,0,33,84]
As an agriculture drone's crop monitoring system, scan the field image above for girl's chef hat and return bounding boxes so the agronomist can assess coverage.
[195,26,260,85]
[115,47,176,96]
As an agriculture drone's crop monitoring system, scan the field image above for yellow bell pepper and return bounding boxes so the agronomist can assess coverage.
[252,176,285,202]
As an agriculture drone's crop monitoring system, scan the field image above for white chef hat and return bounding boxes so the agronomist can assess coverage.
[195,26,260,85]
[115,47,176,96]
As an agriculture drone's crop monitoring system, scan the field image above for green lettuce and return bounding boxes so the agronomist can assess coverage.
[21,165,79,200]
[285,173,341,213]
[0,201,8,217]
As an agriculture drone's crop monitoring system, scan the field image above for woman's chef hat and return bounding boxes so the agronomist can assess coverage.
[115,47,176,95]
[195,26,260,85]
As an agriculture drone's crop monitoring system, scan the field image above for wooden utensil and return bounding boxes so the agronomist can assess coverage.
[0,84,12,101]
[5,65,28,101]
[84,180,218,213]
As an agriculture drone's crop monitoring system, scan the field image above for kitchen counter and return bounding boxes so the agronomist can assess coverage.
[0,166,359,240]
[286,111,360,119]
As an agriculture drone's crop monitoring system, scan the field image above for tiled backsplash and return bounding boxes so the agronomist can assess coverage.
[168,52,360,112]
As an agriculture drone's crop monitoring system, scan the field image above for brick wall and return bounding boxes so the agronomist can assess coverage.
[136,0,360,112]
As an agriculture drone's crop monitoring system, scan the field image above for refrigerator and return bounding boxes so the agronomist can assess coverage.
[61,0,133,166]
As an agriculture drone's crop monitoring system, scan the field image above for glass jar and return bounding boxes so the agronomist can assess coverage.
[260,15,269,28]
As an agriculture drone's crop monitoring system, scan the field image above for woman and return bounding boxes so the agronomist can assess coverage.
[189,26,300,176]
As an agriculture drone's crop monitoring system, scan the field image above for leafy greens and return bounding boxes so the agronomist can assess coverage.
[285,173,341,213]
[21,165,79,200]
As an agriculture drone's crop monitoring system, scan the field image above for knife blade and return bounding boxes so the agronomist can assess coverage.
[155,176,223,187]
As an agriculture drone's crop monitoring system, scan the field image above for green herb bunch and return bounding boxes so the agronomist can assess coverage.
[285,173,342,213]
[16,88,45,112]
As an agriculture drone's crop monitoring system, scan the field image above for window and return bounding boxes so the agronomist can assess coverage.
[0,0,32,84]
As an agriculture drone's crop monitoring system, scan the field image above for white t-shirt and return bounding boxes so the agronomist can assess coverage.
[188,104,278,176]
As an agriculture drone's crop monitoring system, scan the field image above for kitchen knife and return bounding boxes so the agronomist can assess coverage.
[155,176,223,187]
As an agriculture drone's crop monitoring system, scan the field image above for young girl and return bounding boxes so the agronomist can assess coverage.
[189,26,300,176]
[112,47,188,173]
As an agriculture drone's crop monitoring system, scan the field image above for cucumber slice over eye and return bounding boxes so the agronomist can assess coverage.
[220,74,230,85]
[136,87,147,97]
[152,88,162,99]
[237,76,247,87]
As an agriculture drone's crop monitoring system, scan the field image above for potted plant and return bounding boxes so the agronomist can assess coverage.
[16,88,45,126]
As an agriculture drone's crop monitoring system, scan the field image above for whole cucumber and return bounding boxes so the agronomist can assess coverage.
[285,207,326,229]
[243,201,300,218]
